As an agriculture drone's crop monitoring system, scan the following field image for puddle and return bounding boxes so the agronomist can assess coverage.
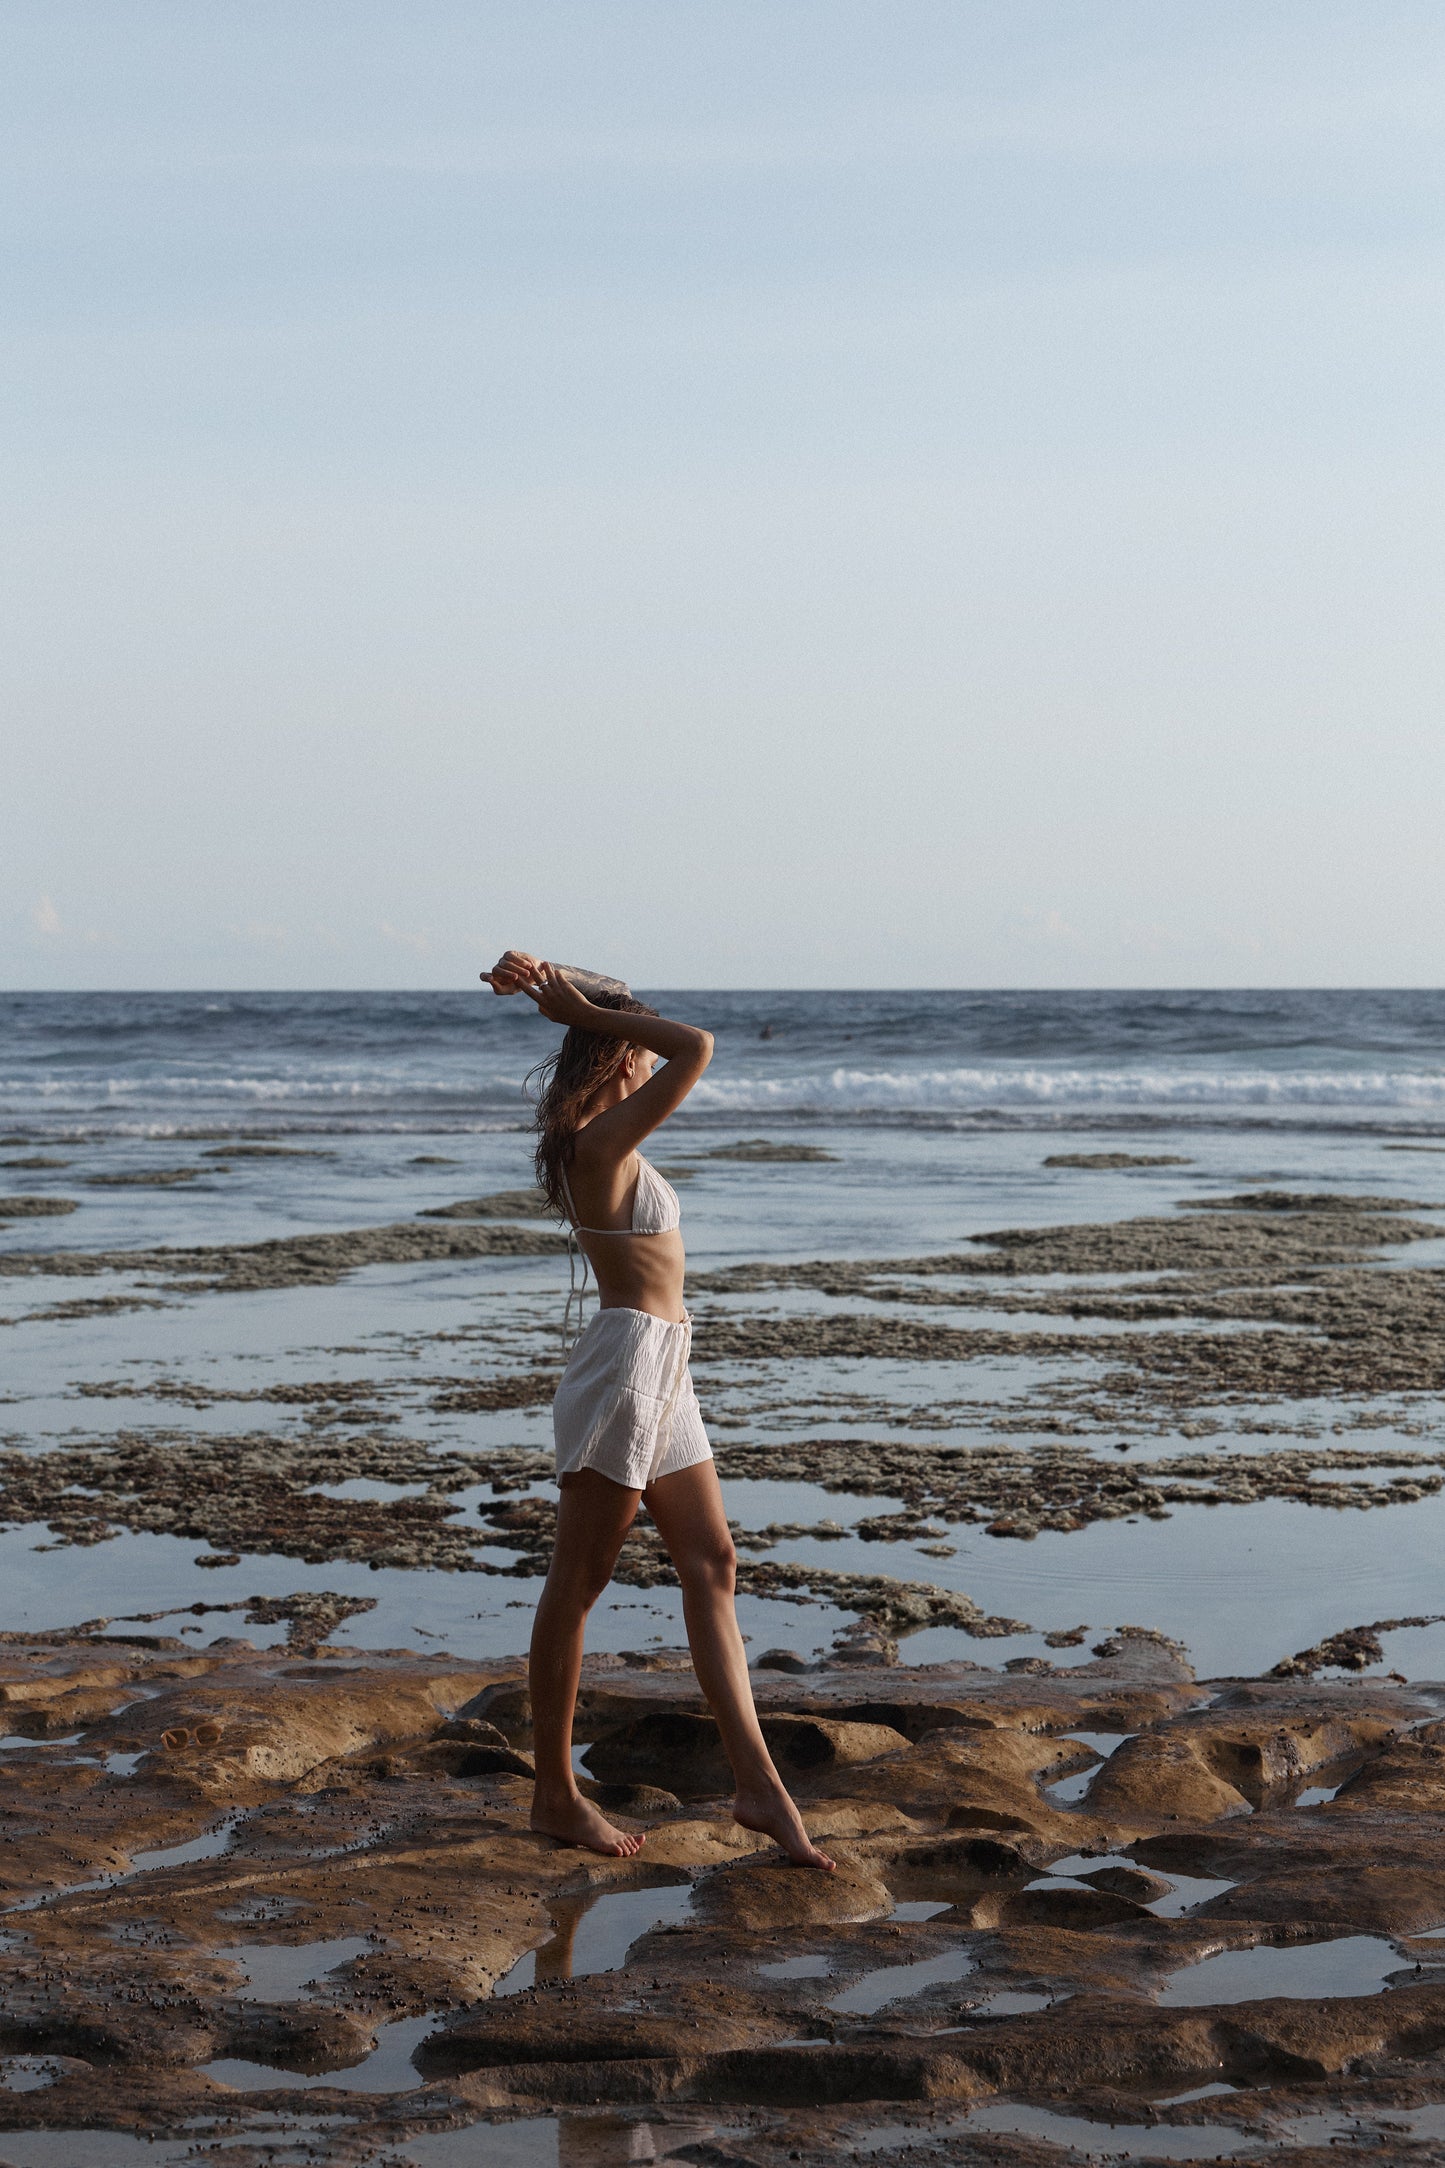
[202,2009,437,2094]
[1157,2084,1240,2105]
[1146,1872,1238,1919]
[829,1945,977,2016]
[891,1899,951,1922]
[954,2104,1264,2160]
[217,1934,373,2002]
[4,1811,245,1916]
[758,1954,833,1980]
[971,1989,1055,2017]
[130,1811,245,1876]
[1158,1934,1402,2006]
[217,1894,301,1925]
[493,1879,694,1997]
[1045,1732,1131,1804]
[1294,1782,1341,1806]
[103,1750,148,1777]
[0,2054,61,2092]
[1033,1852,1235,1918]
[0,2140,198,2166]
[388,2113,723,2165]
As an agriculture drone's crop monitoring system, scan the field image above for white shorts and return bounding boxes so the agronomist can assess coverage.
[552,1306,713,1491]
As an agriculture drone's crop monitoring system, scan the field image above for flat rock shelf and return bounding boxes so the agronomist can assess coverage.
[1,1630,1444,2164]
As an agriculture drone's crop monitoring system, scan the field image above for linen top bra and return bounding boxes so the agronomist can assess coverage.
[557,1154,682,1350]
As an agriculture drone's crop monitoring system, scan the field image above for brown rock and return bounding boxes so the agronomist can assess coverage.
[691,1852,891,1933]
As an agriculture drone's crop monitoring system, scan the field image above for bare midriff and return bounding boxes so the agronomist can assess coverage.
[580,1228,687,1325]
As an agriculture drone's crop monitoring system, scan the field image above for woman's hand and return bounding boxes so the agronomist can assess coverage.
[527,962,602,1027]
[481,955,601,1029]
[480,949,545,996]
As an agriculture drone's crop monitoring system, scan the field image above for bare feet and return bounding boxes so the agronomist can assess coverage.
[733,1784,836,1871]
[530,1790,645,1858]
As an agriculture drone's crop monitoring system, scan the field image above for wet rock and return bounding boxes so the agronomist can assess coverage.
[689,1141,839,1163]
[0,1195,78,1217]
[584,1712,908,1796]
[434,1716,509,1747]
[586,1783,684,1815]
[85,1168,202,1187]
[412,1739,536,1780]
[1,1640,1443,2145]
[458,1683,533,1741]
[691,1852,891,1932]
[1271,1616,1445,1677]
[78,1661,495,1799]
[199,1144,333,1158]
[0,1216,565,1292]
[751,1650,811,1674]
[1075,1865,1173,1902]
[1043,1153,1193,1169]
[1083,1733,1252,1823]
[419,1190,553,1220]
[1330,1723,1445,1813]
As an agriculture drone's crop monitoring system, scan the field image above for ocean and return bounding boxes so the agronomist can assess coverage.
[8,987,1445,1134]
[3,987,1445,1685]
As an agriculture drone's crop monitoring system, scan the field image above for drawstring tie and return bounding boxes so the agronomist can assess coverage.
[648,1310,694,1482]
[562,1227,591,1358]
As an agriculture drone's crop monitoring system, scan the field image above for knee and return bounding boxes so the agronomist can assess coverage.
[547,1543,621,1613]
[680,1530,737,1597]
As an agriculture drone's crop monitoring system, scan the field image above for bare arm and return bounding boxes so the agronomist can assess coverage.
[482,953,713,1157]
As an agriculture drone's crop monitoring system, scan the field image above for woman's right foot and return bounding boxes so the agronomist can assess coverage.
[733,1782,835,1871]
[530,1790,645,1858]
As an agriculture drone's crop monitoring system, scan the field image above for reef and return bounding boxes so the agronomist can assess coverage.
[1042,1153,1193,1169]
[1,1630,1443,2164]
[0,1215,564,1292]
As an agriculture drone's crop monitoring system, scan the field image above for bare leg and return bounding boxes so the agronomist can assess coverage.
[529,1469,645,1857]
[645,1460,834,1870]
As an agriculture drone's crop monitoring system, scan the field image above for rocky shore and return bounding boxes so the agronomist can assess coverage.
[5,1169,1445,2158]
[2,1627,1444,2165]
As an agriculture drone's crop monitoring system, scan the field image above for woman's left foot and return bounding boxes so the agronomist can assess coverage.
[733,1784,835,1870]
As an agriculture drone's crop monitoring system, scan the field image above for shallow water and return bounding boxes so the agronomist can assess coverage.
[1157,1934,1403,2006]
[388,2115,725,2166]
[934,2104,1265,2161]
[215,1934,373,2003]
[201,2009,438,2094]
[9,990,1445,1681]
[494,1879,695,1997]
[828,1944,978,2016]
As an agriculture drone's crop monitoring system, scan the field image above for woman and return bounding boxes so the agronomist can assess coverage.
[482,950,833,1870]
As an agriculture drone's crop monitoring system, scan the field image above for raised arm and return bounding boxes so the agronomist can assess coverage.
[482,954,713,1156]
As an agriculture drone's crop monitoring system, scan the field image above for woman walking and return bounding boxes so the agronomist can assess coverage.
[482,951,833,1870]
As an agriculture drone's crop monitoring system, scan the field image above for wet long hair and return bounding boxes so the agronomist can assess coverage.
[529,990,659,1217]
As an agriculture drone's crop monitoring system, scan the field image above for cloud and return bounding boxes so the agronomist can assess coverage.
[31,894,61,937]
[378,921,432,957]
[235,920,289,950]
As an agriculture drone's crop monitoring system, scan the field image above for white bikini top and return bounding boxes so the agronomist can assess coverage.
[557,1154,682,1351]
[559,1153,681,1237]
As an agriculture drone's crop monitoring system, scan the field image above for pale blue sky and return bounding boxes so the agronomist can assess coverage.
[4,2,1443,988]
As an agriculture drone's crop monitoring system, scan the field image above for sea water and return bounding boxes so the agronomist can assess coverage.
[4,988,1445,1681]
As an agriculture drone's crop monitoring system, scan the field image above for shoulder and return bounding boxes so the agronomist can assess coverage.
[571,1121,635,1174]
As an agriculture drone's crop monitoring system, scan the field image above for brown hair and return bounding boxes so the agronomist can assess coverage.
[529,990,659,1216]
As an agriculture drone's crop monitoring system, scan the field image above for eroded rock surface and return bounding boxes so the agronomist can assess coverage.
[2,1634,1442,2163]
